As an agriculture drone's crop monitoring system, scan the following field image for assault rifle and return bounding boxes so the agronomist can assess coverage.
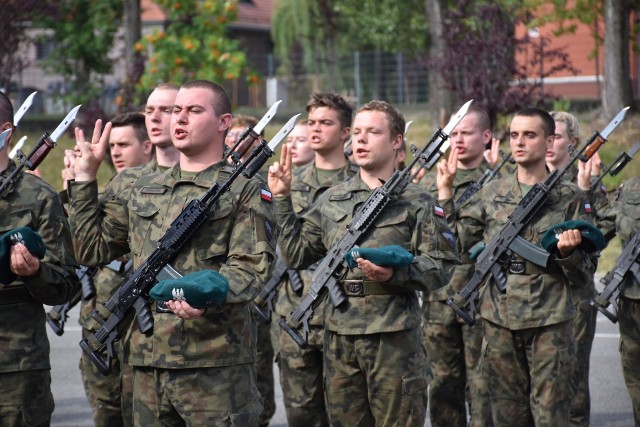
[80,113,300,375]
[446,106,630,326]
[454,150,513,210]
[590,142,640,192]
[279,100,474,348]
[252,247,304,322]
[591,229,640,323]
[0,105,80,198]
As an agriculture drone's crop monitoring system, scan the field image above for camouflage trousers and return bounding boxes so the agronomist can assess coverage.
[131,364,262,426]
[618,297,640,426]
[569,298,597,427]
[482,319,573,427]
[276,320,329,427]
[422,300,492,427]
[323,328,429,427]
[80,328,133,427]
[0,369,54,427]
[254,313,275,426]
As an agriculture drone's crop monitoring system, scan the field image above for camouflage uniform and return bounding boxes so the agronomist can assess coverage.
[275,173,458,426]
[455,173,597,426]
[604,176,640,424]
[0,164,77,426]
[78,160,162,427]
[419,160,493,427]
[273,162,357,427]
[67,161,276,426]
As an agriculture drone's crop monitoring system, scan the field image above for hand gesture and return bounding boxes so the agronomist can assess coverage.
[268,144,292,197]
[166,299,205,319]
[436,147,458,200]
[73,119,112,182]
[61,149,77,190]
[10,243,40,278]
[356,258,393,282]
[577,156,593,191]
[557,229,582,258]
[484,137,501,169]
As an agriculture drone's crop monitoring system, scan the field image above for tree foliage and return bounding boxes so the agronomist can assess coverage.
[136,0,257,94]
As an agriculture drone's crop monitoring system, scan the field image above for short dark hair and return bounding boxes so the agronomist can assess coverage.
[357,100,405,140]
[0,91,14,125]
[181,80,231,116]
[306,92,353,129]
[467,105,491,132]
[513,107,555,137]
[110,112,149,144]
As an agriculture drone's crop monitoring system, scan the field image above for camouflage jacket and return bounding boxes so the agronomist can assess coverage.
[79,160,161,331]
[0,164,77,373]
[274,161,358,325]
[275,172,459,335]
[419,159,491,302]
[456,172,596,329]
[68,161,276,368]
[608,177,640,299]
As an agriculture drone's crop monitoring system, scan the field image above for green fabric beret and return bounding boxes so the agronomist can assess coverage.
[149,269,229,308]
[0,227,47,284]
[540,220,605,253]
[344,245,414,269]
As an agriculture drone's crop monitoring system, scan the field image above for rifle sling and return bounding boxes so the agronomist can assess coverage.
[0,286,34,304]
[340,280,413,297]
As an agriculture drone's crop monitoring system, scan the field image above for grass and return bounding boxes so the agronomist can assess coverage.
[13,106,633,273]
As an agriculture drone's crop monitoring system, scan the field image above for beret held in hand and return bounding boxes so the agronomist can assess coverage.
[149,270,230,308]
[344,245,414,269]
[540,220,605,254]
[0,227,47,284]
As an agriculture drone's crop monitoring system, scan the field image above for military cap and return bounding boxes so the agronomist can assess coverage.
[0,227,47,284]
[541,220,605,253]
[344,245,414,269]
[149,269,229,308]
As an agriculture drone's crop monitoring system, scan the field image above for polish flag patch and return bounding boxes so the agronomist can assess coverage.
[584,203,592,213]
[434,205,445,217]
[261,188,273,203]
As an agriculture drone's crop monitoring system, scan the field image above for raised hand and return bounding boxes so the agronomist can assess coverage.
[268,143,292,197]
[436,147,459,200]
[484,137,501,168]
[73,119,112,182]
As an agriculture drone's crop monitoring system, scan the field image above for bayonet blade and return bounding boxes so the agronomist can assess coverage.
[404,121,413,136]
[13,91,37,127]
[626,142,640,158]
[0,128,11,151]
[601,106,629,140]
[9,136,27,159]
[254,100,282,136]
[268,114,301,151]
[437,99,473,155]
[50,105,81,142]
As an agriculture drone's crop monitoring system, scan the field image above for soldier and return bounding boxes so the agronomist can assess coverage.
[287,119,314,167]
[272,92,357,427]
[269,99,458,426]
[67,80,276,425]
[446,107,597,426]
[224,113,276,427]
[63,112,152,427]
[548,110,604,427]
[0,91,77,425]
[422,105,497,427]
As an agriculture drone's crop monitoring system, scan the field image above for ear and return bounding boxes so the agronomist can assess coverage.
[340,126,351,143]
[391,133,403,150]
[218,113,232,132]
[143,139,153,156]
[482,129,492,145]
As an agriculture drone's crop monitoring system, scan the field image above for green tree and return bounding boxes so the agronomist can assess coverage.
[136,0,256,95]
[37,0,123,123]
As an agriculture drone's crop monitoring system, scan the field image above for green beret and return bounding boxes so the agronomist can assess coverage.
[0,227,47,284]
[540,220,605,253]
[149,269,229,308]
[344,245,414,269]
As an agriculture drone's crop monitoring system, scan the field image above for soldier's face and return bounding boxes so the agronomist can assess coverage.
[547,120,576,168]
[307,107,350,156]
[109,125,152,173]
[287,124,314,166]
[450,113,490,166]
[171,87,231,158]
[145,88,178,149]
[509,115,553,168]
[351,110,401,172]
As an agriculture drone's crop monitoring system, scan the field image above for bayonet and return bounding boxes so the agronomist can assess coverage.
[0,128,11,152]
[50,105,81,142]
[13,91,37,127]
[9,136,27,160]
